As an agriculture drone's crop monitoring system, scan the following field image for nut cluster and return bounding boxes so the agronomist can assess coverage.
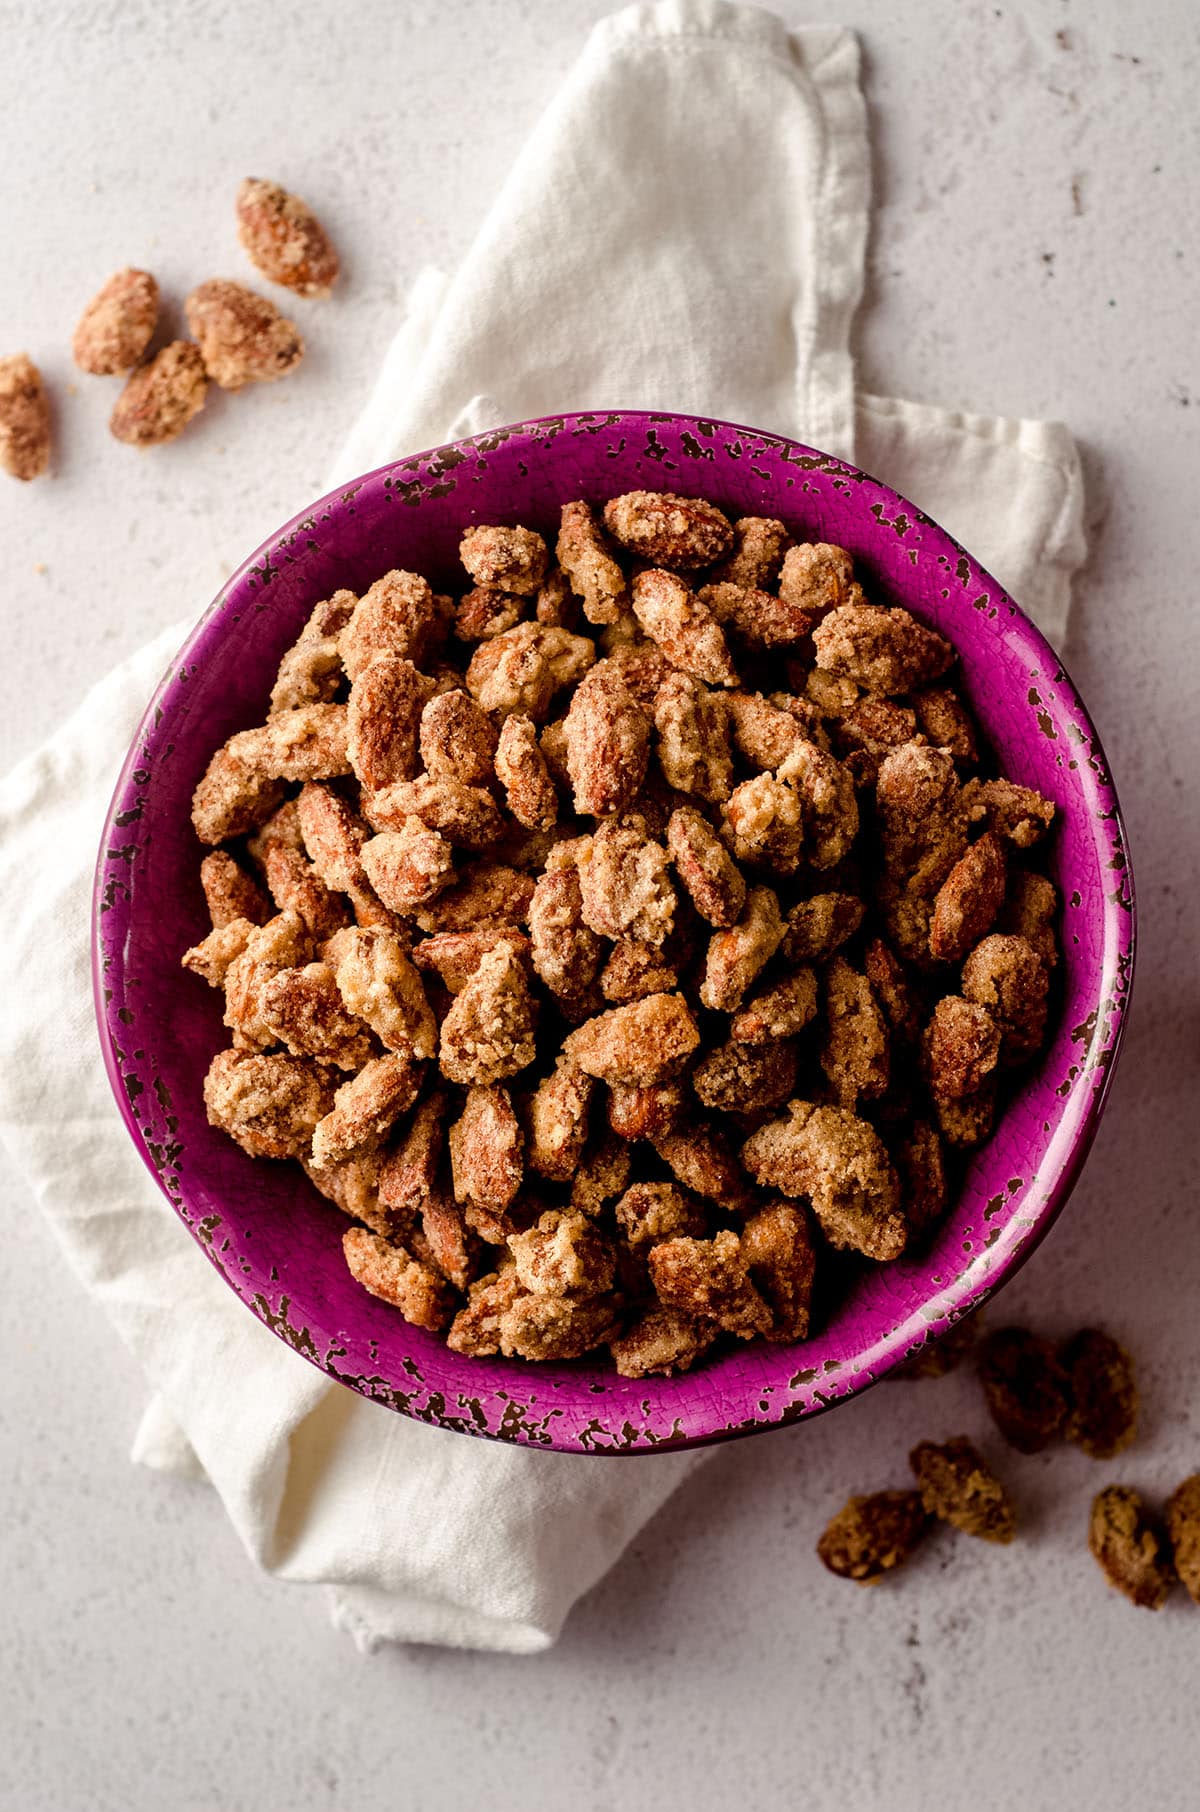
[183,489,1062,1376]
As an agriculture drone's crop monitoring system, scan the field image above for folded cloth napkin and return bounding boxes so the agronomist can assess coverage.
[0,0,1086,1655]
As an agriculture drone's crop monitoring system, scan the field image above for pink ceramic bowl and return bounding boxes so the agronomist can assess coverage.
[93,411,1134,1454]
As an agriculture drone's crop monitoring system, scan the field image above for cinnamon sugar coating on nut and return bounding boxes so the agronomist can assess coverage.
[1061,1328,1139,1460]
[923,995,1001,1104]
[412,927,530,994]
[236,177,339,298]
[564,668,650,817]
[914,685,978,765]
[110,341,207,447]
[699,886,784,1012]
[978,1327,1069,1453]
[201,850,272,928]
[777,542,856,630]
[740,1202,816,1342]
[730,965,818,1044]
[653,672,733,804]
[603,491,734,570]
[667,806,746,929]
[894,1119,949,1237]
[997,870,1059,970]
[420,1190,482,1291]
[742,1101,905,1261]
[361,822,455,915]
[726,691,809,772]
[72,268,159,375]
[496,1287,623,1362]
[650,1115,754,1214]
[412,861,534,934]
[963,778,1056,849]
[614,1181,706,1249]
[324,925,437,1058]
[342,1227,454,1331]
[258,962,375,1069]
[419,689,498,785]
[297,783,369,893]
[223,911,313,1048]
[204,1048,333,1160]
[820,957,890,1107]
[182,917,258,989]
[817,1491,931,1584]
[930,831,1007,963]
[606,1080,687,1144]
[1166,1476,1200,1605]
[610,1306,715,1379]
[270,592,357,714]
[227,703,351,783]
[813,604,954,696]
[781,891,864,962]
[708,515,790,590]
[454,587,525,643]
[649,1231,771,1339]
[495,713,559,831]
[340,571,440,681]
[508,1210,615,1297]
[562,992,700,1087]
[185,279,303,389]
[449,1085,524,1228]
[577,816,676,946]
[557,500,627,624]
[961,934,1049,1063]
[263,841,351,942]
[570,1130,633,1217]
[909,1438,1016,1543]
[446,1265,522,1357]
[526,1059,595,1183]
[693,1037,798,1117]
[347,655,432,791]
[311,1052,424,1168]
[600,938,678,1004]
[438,941,537,1086]
[528,863,603,1001]
[368,773,502,852]
[1088,1486,1172,1610]
[303,1150,390,1238]
[722,772,804,874]
[777,741,859,871]
[467,621,595,720]
[460,524,548,597]
[377,1087,449,1218]
[631,569,738,688]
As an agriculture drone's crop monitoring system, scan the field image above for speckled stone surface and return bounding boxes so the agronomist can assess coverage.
[94,410,1131,1452]
[2,3,1198,1809]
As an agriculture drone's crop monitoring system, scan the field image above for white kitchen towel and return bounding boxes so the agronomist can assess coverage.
[0,0,1087,1656]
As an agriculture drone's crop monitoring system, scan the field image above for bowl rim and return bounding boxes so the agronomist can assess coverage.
[92,408,1135,1455]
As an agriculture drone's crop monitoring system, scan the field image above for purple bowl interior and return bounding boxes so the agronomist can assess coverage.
[94,410,1133,1454]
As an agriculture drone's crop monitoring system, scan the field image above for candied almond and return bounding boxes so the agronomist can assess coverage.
[1088,1486,1172,1610]
[600,938,678,1004]
[777,741,859,871]
[223,911,313,1048]
[650,1116,754,1214]
[377,1088,449,1216]
[894,1119,949,1238]
[741,1101,905,1261]
[652,672,732,805]
[72,268,158,375]
[910,1437,1016,1543]
[708,515,790,590]
[263,842,350,942]
[497,1287,623,1362]
[200,850,271,929]
[578,816,676,947]
[311,1052,424,1168]
[997,869,1059,970]
[914,685,978,765]
[296,783,368,892]
[420,1190,482,1291]
[722,772,804,874]
[182,918,257,989]
[603,490,733,570]
[508,1209,615,1297]
[564,667,650,817]
[930,832,1007,963]
[303,1149,390,1237]
[347,655,432,791]
[361,822,455,914]
[340,571,439,680]
[528,865,604,1001]
[730,968,814,1046]
[185,279,303,389]
[817,1491,931,1584]
[110,341,207,447]
[781,892,864,962]
[466,621,595,720]
[863,936,922,1046]
[961,934,1049,1063]
[526,1059,595,1183]
[666,806,746,929]
[495,713,559,831]
[876,743,968,896]
[963,777,1056,849]
[270,591,356,714]
[693,1037,797,1117]
[454,586,525,643]
[412,927,530,993]
[606,1080,687,1143]
[820,957,890,1108]
[631,569,738,688]
[557,500,627,624]
[342,1227,455,1331]
[1166,1476,1200,1606]
[614,1181,706,1249]
[923,995,1001,1104]
[699,886,784,1012]
[726,690,808,772]
[438,941,537,1086]
[418,688,498,786]
[412,861,535,934]
[227,704,351,783]
[449,1085,524,1221]
[258,962,375,1069]
[446,1266,523,1357]
[813,604,954,696]
[204,1048,333,1160]
[236,177,339,298]
[610,1306,715,1379]
[460,524,548,597]
[570,1130,633,1217]
[935,1083,996,1150]
[369,773,502,852]
[562,991,700,1087]
[740,1201,816,1342]
[978,1326,1069,1453]
[324,924,437,1058]
[649,1231,771,1339]
[1061,1328,1138,1460]
[777,542,856,631]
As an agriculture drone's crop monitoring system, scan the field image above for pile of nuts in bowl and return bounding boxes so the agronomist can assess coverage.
[182,487,1061,1377]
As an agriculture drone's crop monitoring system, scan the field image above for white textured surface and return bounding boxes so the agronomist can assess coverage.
[1,1,1197,1808]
